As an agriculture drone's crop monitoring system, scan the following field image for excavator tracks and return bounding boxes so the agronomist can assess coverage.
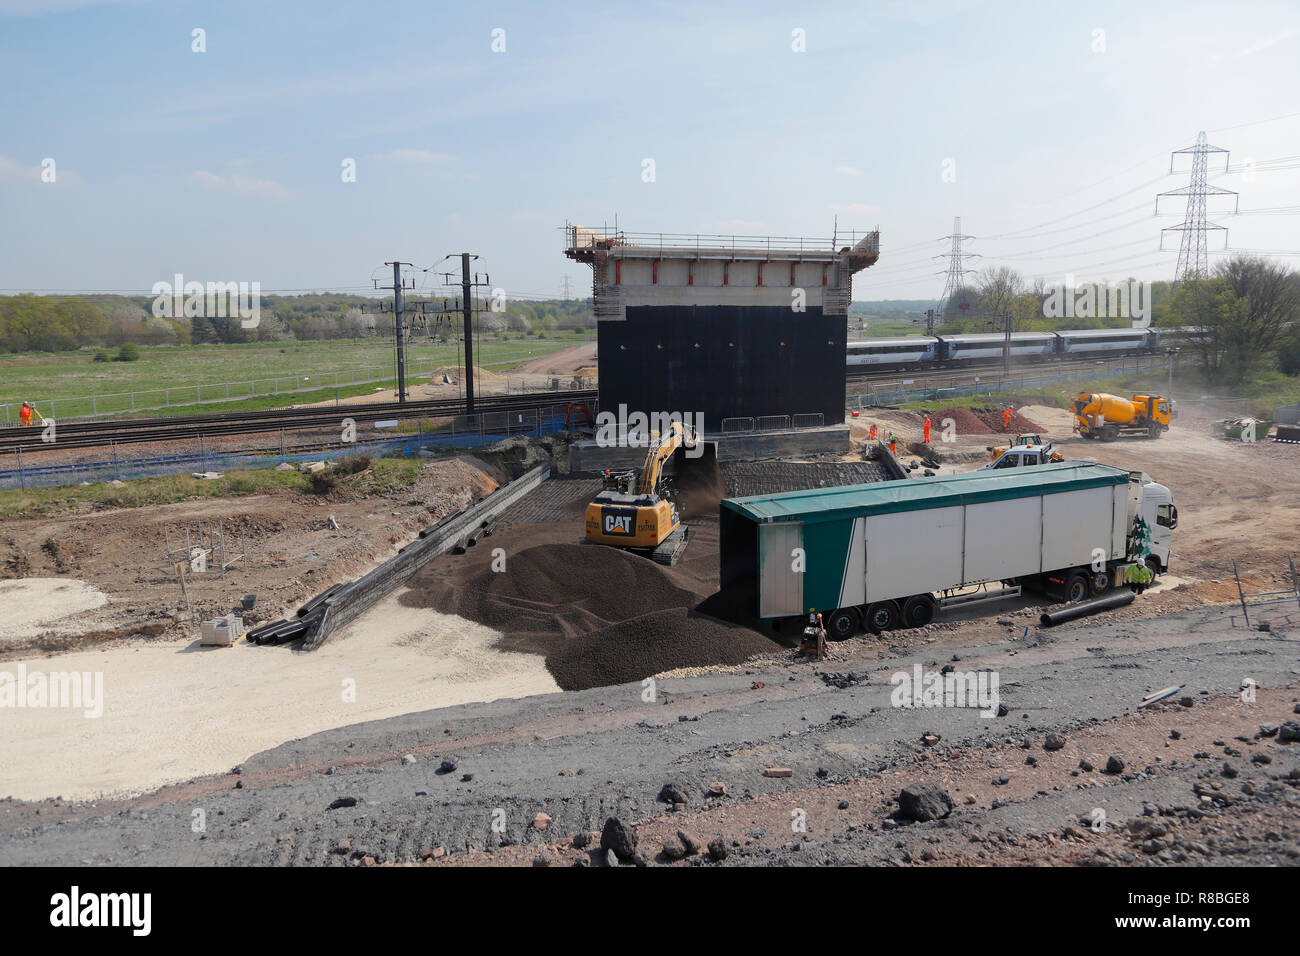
[650,525,690,566]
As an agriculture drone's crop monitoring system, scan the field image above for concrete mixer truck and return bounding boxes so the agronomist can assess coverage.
[1073,392,1171,440]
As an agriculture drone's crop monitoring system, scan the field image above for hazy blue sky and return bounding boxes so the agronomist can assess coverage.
[1,0,1297,302]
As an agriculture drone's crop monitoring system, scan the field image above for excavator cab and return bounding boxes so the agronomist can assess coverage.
[585,421,719,565]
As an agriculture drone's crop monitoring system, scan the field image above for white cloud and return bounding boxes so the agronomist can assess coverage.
[190,170,294,200]
[1238,27,1299,57]
[134,111,239,134]
[0,0,138,15]
[828,202,881,220]
[375,148,453,164]
[0,154,39,181]
[161,64,465,118]
[0,153,78,184]
[833,165,861,176]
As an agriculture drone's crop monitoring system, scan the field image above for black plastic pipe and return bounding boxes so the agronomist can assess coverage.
[1040,588,1135,626]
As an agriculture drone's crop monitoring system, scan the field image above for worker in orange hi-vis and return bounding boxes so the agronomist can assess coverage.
[1002,406,1013,429]
[869,422,878,441]
[888,434,898,455]
[923,415,932,444]
[19,402,34,427]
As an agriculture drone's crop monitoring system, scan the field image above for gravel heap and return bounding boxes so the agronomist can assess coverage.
[546,607,780,691]
[421,541,783,691]
[974,407,1044,433]
[721,461,889,497]
[929,406,1043,435]
[929,407,990,435]
[443,543,697,640]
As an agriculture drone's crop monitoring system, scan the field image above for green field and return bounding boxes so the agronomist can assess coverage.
[0,331,594,421]
[849,321,925,337]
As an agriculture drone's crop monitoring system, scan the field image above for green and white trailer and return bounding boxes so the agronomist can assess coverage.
[718,462,1176,641]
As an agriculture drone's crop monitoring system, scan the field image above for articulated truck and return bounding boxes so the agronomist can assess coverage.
[719,462,1176,640]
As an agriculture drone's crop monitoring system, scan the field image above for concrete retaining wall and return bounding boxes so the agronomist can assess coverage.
[568,425,850,472]
[300,463,550,651]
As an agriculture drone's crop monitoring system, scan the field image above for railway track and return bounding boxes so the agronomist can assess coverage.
[0,390,597,454]
[2,353,1156,454]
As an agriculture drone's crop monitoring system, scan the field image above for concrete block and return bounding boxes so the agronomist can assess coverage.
[200,613,244,646]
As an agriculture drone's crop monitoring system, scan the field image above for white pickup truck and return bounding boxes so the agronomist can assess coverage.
[980,443,1063,471]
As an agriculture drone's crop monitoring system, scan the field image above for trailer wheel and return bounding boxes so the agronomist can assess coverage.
[1065,572,1090,603]
[865,601,899,633]
[1091,570,1110,594]
[825,608,860,641]
[901,595,936,628]
[1101,425,1119,441]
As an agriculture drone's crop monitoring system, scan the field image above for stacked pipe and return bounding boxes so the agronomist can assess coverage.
[245,583,345,645]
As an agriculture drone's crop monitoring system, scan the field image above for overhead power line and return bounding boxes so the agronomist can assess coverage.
[979,174,1169,240]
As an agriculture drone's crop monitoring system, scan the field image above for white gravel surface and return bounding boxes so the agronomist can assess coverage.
[0,578,109,643]
[0,593,558,801]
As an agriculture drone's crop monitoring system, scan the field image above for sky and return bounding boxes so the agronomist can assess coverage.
[1,0,1298,303]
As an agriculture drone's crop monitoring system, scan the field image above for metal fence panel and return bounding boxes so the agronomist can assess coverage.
[0,400,585,490]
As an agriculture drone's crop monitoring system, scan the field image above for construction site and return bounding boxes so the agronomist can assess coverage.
[4,10,1300,914]
[1,220,1298,878]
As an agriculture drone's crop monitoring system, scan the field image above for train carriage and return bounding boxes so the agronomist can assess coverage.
[937,331,1058,365]
[845,336,941,371]
[843,325,1175,376]
[1057,328,1156,356]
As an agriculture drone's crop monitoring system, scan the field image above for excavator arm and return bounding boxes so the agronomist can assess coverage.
[636,421,696,495]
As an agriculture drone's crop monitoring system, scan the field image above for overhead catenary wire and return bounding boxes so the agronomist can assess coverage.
[977,174,1171,241]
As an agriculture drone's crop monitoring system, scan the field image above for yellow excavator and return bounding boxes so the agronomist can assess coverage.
[584,420,701,565]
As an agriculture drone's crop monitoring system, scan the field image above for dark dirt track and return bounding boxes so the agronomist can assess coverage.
[1,604,1296,867]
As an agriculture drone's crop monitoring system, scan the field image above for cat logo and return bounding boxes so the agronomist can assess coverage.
[604,512,633,535]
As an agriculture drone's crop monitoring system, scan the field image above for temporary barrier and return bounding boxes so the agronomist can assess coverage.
[296,464,550,651]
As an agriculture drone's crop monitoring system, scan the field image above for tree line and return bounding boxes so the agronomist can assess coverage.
[0,293,598,354]
[936,267,1169,333]
[938,258,1300,386]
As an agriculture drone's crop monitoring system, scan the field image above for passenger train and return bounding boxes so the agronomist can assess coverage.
[846,327,1181,372]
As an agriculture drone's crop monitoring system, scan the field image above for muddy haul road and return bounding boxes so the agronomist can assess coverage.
[0,601,1296,867]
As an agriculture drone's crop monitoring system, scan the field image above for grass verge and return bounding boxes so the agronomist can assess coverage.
[0,455,425,517]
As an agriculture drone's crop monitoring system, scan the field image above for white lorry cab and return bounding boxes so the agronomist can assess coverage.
[1129,470,1177,574]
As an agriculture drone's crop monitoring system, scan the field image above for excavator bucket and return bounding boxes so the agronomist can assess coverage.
[666,440,722,520]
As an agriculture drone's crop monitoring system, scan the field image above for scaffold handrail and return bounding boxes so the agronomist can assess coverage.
[565,223,879,257]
